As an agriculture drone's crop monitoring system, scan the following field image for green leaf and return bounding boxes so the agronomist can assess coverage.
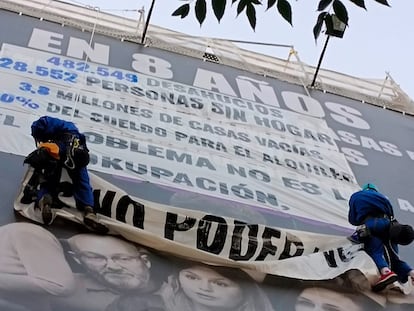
[317,0,333,11]
[349,0,366,9]
[277,0,292,25]
[237,0,248,15]
[212,0,227,21]
[267,0,277,10]
[246,2,257,30]
[324,13,334,33]
[172,4,190,18]
[333,0,348,25]
[195,0,207,25]
[313,12,327,40]
[373,0,390,6]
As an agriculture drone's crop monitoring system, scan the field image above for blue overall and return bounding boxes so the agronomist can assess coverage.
[348,189,412,282]
[31,116,94,209]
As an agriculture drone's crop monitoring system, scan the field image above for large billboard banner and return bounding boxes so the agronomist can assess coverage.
[0,42,358,228]
[1,5,414,311]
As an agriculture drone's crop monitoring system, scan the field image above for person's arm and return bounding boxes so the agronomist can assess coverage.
[348,195,359,226]
[385,198,395,219]
[371,192,394,218]
[0,223,75,296]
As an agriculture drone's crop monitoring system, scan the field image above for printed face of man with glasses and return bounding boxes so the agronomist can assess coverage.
[68,234,152,292]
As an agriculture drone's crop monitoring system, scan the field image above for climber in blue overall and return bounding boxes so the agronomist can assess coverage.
[348,183,414,292]
[25,115,107,233]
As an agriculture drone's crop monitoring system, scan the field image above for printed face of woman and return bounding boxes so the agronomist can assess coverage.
[178,265,243,309]
[295,287,363,311]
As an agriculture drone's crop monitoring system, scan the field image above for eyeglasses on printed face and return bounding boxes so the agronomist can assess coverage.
[75,251,145,267]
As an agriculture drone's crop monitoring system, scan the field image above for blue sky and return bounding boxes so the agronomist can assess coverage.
[62,0,414,102]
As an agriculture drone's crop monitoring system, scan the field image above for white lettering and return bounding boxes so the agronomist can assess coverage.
[406,150,414,160]
[398,199,414,213]
[360,136,382,152]
[131,53,173,79]
[193,68,236,96]
[341,147,368,165]
[281,91,324,117]
[28,28,63,54]
[325,102,370,129]
[67,38,109,64]
[336,130,360,145]
[379,141,402,157]
[235,76,280,107]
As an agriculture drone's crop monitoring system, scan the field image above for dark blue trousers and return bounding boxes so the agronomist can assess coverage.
[364,218,412,283]
[38,165,94,209]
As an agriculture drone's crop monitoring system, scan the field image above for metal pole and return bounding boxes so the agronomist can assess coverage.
[141,0,155,44]
[311,35,330,88]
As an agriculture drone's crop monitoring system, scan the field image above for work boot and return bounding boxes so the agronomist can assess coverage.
[38,194,54,225]
[21,184,37,204]
[372,271,398,292]
[83,206,108,234]
[347,231,361,244]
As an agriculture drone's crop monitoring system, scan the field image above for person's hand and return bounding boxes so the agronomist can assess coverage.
[24,147,51,168]
[157,276,179,310]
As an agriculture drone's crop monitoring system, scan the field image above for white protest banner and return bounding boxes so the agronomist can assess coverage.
[14,167,376,281]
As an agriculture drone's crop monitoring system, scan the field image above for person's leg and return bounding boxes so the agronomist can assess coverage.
[21,169,42,204]
[67,167,107,234]
[364,235,389,272]
[385,241,413,283]
[365,217,390,239]
[66,166,94,209]
[364,236,398,291]
[37,164,61,224]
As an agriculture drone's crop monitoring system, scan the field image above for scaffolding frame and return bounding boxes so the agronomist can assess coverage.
[1,0,413,115]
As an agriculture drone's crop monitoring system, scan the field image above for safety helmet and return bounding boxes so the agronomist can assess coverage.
[361,183,378,192]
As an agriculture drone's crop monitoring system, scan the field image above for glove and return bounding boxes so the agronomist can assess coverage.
[356,224,370,239]
[24,147,54,169]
